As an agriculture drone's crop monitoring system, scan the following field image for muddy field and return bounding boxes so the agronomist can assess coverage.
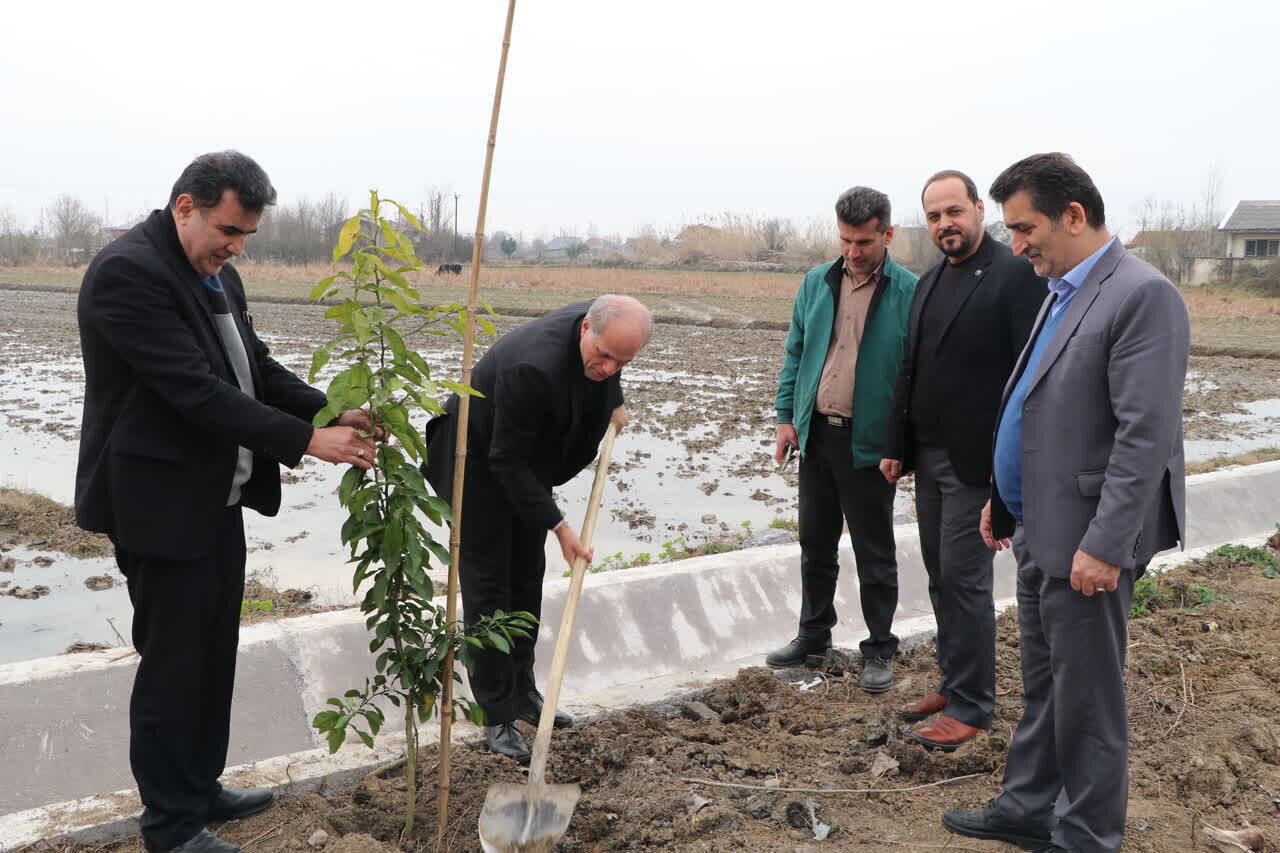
[51,545,1280,852]
[2,285,1280,662]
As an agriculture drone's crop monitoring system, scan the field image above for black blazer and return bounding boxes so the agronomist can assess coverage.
[883,234,1046,486]
[422,302,623,531]
[76,209,327,560]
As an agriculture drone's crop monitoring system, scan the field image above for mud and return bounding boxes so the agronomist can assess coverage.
[58,547,1280,851]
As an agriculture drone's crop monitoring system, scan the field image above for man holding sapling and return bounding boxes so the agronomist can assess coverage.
[76,151,378,853]
[422,295,652,763]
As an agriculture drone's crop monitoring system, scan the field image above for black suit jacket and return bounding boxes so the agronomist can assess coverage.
[883,234,1046,486]
[422,302,623,530]
[76,209,327,560]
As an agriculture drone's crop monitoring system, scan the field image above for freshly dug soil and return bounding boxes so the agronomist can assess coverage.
[61,548,1280,852]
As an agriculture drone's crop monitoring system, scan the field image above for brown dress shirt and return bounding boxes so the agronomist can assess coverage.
[815,257,882,418]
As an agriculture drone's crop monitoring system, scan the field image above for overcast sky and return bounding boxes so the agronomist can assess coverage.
[2,0,1276,241]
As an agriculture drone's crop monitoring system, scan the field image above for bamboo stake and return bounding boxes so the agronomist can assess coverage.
[437,0,518,840]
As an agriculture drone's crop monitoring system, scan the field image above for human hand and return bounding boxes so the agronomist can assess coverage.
[610,405,629,433]
[1070,549,1121,596]
[336,408,386,441]
[774,423,798,466]
[554,521,594,569]
[979,500,1011,551]
[305,426,377,469]
[880,458,902,483]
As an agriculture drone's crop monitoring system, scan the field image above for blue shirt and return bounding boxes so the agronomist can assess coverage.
[992,238,1115,520]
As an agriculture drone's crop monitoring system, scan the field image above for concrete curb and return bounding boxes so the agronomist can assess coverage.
[1,461,1277,848]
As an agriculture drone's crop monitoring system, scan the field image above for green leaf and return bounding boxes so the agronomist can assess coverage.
[438,379,482,398]
[333,215,363,262]
[308,347,332,384]
[382,325,409,364]
[325,727,346,754]
[394,203,428,235]
[357,730,375,749]
[312,710,340,729]
[489,633,510,654]
[338,465,366,507]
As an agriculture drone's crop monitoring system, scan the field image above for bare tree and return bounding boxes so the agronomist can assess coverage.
[45,194,101,264]
[762,218,790,253]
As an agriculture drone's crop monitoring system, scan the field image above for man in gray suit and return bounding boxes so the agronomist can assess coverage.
[941,153,1188,853]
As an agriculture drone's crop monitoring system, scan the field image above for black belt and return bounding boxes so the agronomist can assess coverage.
[816,413,850,428]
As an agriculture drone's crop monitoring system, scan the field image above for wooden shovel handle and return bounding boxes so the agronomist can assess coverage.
[527,421,618,784]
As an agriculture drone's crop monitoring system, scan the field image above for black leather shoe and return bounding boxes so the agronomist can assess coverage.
[486,722,532,763]
[515,688,572,729]
[941,800,1052,850]
[860,656,893,693]
[765,636,830,668]
[145,829,241,853]
[208,786,275,822]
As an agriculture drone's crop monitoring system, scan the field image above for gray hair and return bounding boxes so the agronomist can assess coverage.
[588,294,653,344]
[835,186,891,232]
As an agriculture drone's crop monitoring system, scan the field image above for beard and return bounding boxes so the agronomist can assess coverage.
[937,229,976,258]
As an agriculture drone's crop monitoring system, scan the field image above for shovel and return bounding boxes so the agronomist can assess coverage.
[478,421,619,852]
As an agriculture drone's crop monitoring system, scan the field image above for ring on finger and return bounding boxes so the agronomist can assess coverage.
[357,449,365,458]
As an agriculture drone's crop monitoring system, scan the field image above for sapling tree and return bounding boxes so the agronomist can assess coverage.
[308,190,534,837]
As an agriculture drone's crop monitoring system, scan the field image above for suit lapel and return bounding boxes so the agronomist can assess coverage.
[932,256,992,353]
[1024,240,1125,397]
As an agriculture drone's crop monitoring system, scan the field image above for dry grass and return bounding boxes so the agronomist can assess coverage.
[1186,447,1280,475]
[0,487,113,558]
[4,262,1280,348]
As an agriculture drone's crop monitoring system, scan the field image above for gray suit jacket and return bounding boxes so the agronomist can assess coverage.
[990,239,1188,577]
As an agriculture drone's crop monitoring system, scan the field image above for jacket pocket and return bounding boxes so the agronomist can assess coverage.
[1076,469,1106,496]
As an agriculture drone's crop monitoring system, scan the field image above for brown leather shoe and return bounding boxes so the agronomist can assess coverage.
[908,715,985,751]
[898,691,948,722]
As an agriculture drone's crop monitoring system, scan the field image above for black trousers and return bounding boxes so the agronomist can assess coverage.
[454,468,548,724]
[797,417,899,659]
[913,444,996,728]
[114,506,245,850]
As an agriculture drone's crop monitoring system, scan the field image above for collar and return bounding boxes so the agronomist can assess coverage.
[843,253,885,286]
[1048,236,1115,301]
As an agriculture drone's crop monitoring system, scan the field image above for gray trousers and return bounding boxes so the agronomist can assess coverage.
[913,445,995,728]
[994,527,1135,853]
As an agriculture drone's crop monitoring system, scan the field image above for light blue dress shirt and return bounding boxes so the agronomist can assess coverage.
[993,237,1116,521]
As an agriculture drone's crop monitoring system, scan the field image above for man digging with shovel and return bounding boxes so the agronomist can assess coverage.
[421,294,652,762]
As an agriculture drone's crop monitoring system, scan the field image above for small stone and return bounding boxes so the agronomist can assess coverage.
[701,514,717,524]
[743,793,774,820]
[681,701,719,722]
[84,575,115,591]
[32,556,54,567]
[307,829,329,848]
[0,557,15,572]
[763,778,781,788]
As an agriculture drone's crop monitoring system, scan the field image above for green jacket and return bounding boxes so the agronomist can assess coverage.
[775,254,918,468]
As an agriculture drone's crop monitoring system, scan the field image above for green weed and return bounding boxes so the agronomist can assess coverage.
[1212,542,1280,578]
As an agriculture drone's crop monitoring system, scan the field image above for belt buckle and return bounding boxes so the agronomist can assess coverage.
[826,415,845,427]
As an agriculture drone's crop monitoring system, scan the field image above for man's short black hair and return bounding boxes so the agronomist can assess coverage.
[989,153,1105,228]
[835,186,891,232]
[168,150,277,213]
[922,169,979,205]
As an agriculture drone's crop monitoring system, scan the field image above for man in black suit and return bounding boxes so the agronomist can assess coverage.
[880,170,1044,751]
[422,295,651,762]
[76,151,377,853]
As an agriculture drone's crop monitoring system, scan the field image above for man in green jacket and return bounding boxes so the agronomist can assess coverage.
[769,186,917,692]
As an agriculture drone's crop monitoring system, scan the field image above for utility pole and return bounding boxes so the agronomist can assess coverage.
[453,192,459,260]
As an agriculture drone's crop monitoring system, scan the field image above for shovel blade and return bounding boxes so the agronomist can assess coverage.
[478,782,581,853]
